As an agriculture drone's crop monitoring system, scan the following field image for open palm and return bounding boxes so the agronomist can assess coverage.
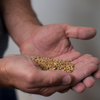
[20,24,99,93]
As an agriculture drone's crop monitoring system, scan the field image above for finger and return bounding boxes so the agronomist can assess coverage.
[42,85,70,96]
[30,85,70,96]
[72,54,99,80]
[32,70,73,87]
[93,67,100,79]
[58,88,70,93]
[83,76,95,88]
[63,24,96,40]
[74,57,99,69]
[71,82,86,93]
[54,50,81,61]
[72,54,92,64]
[72,54,99,65]
[71,63,98,84]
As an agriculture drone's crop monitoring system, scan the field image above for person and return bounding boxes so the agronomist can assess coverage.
[0,0,100,99]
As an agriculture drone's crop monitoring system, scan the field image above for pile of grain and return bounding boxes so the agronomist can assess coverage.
[30,56,75,73]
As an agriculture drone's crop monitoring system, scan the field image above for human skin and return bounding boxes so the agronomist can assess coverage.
[19,23,100,93]
[0,0,100,94]
[0,54,99,96]
[0,54,73,96]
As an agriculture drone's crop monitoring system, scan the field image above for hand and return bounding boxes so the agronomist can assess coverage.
[19,24,100,93]
[0,54,73,96]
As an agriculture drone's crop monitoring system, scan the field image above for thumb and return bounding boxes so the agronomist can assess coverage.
[35,70,72,87]
[63,24,96,40]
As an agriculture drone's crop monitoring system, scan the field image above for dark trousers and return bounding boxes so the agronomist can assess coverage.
[0,89,17,100]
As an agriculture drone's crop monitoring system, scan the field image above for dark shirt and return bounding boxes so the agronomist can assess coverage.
[0,16,8,58]
[0,16,17,100]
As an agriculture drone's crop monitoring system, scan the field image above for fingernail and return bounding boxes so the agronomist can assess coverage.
[62,75,71,85]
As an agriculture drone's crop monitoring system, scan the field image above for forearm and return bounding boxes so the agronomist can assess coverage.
[0,0,41,47]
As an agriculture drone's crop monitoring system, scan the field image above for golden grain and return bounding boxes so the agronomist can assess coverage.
[30,56,75,73]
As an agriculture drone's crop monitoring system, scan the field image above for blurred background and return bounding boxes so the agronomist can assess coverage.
[4,0,100,100]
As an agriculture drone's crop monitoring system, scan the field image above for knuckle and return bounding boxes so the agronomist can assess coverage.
[49,75,61,86]
[49,77,56,85]
[44,93,53,97]
[41,91,54,97]
[89,63,98,73]
[84,54,92,57]
[26,72,35,84]
[93,57,99,64]
[39,87,55,96]
[42,93,53,97]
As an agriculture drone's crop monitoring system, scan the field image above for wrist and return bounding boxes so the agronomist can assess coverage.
[16,23,42,47]
[0,58,10,88]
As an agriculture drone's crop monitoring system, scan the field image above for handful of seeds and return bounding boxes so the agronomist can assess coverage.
[30,56,75,73]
